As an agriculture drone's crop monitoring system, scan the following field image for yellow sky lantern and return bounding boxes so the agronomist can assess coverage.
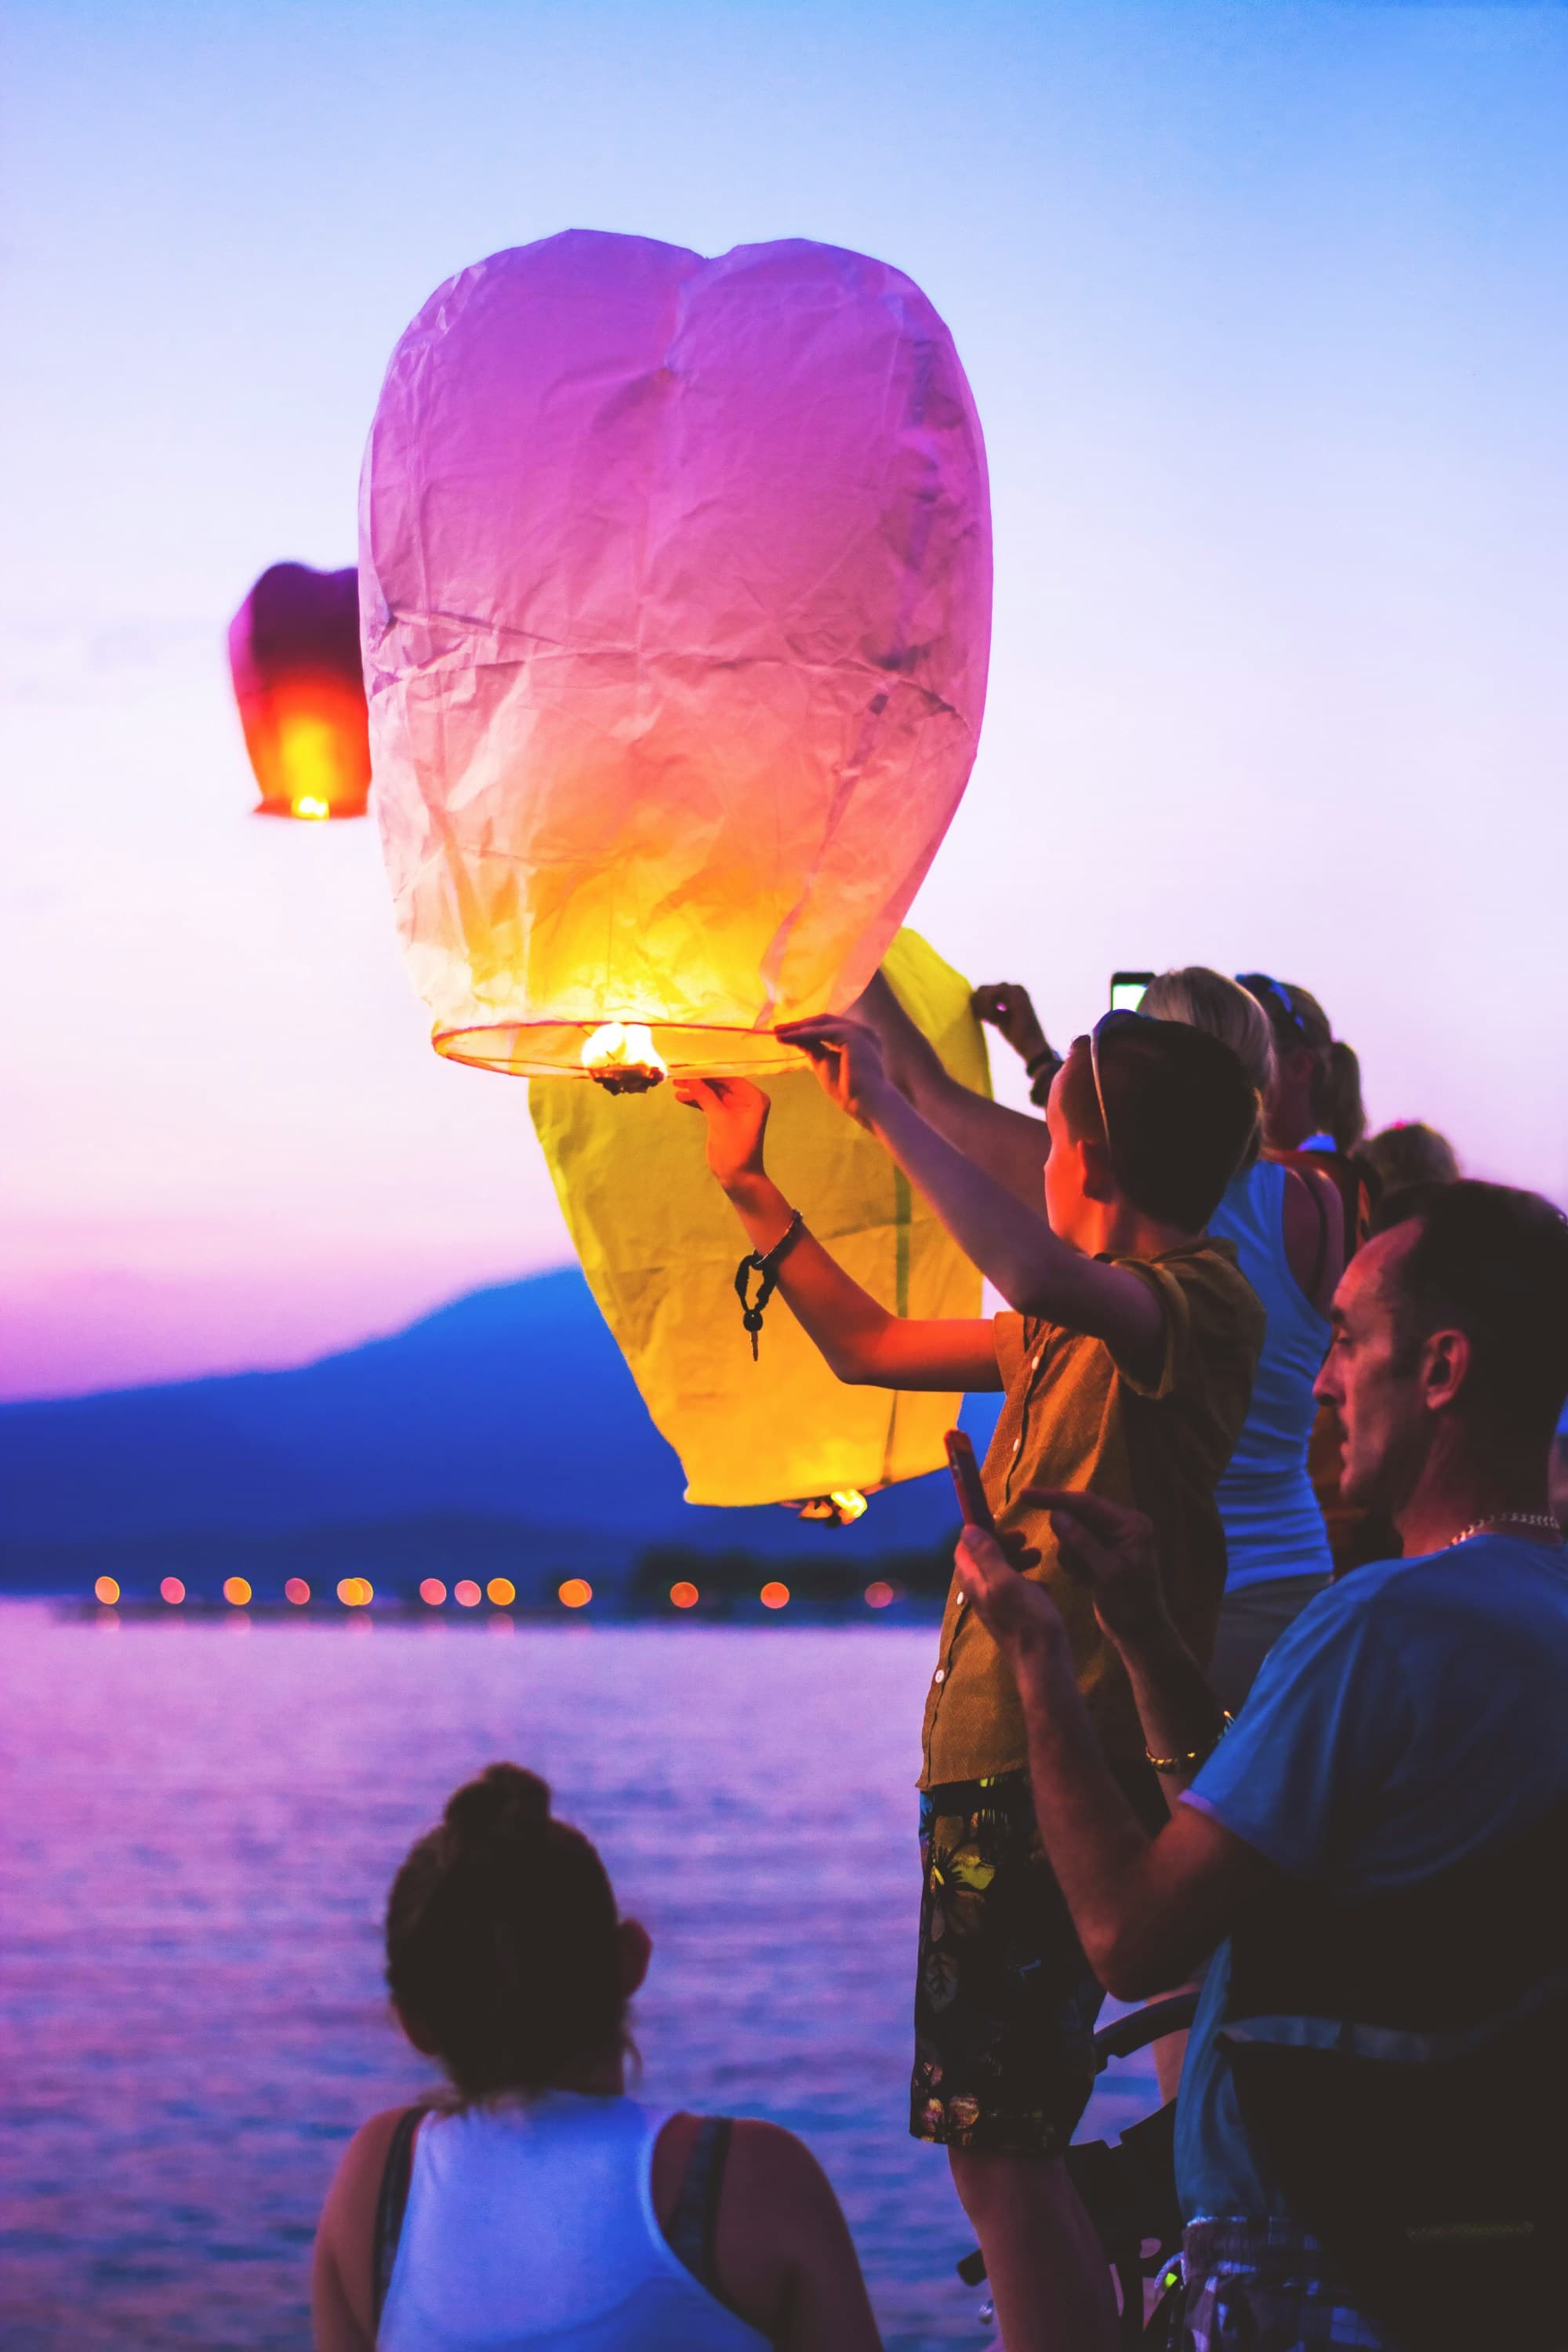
[228,562,372,821]
[531,930,989,1512]
[360,229,990,1082]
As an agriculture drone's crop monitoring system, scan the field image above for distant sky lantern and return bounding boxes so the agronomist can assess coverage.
[532,931,989,1512]
[228,562,371,821]
[360,229,991,1081]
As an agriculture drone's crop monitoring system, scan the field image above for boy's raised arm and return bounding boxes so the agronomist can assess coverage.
[774,1019,1167,1383]
[676,1076,1002,1393]
[847,970,1050,1211]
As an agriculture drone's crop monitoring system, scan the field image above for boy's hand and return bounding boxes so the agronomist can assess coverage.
[971,982,1050,1067]
[1024,1487,1169,1651]
[774,1015,893,1128]
[953,1526,1069,1666]
[843,970,945,1104]
[673,1075,771,1192]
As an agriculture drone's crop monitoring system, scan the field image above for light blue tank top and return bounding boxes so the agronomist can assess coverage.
[378,2092,769,2351]
[1207,1160,1334,1592]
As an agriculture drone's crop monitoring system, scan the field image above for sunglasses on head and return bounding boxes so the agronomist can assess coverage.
[1236,972,1312,1048]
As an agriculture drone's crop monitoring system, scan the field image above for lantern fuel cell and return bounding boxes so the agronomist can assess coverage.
[360,230,992,1078]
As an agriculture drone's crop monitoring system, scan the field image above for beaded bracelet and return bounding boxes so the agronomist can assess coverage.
[734,1210,805,1361]
[1146,1711,1234,1776]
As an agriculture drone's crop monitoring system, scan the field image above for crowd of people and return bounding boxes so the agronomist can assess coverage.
[314,968,1568,2352]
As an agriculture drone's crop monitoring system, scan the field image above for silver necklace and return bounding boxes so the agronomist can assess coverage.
[1444,1510,1563,1549]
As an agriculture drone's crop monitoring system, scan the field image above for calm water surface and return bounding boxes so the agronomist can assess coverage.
[0,1608,1155,2350]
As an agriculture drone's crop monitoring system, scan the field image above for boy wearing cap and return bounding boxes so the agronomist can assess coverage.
[677,1011,1264,2352]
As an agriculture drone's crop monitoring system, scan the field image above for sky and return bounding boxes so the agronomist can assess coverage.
[3,0,1566,1399]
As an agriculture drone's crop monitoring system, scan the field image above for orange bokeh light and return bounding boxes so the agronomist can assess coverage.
[94,1576,121,1606]
[454,1580,481,1607]
[865,1581,895,1609]
[558,1577,593,1610]
[760,1581,790,1610]
[160,1577,186,1606]
[223,1577,252,1607]
[419,1578,447,1606]
[486,1577,517,1606]
[285,1577,310,1606]
[670,1581,699,1610]
[336,1577,373,1608]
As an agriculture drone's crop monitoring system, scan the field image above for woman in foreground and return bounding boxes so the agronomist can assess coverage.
[314,1763,882,2352]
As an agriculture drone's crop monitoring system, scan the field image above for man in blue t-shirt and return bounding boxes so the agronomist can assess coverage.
[953,1180,1568,2350]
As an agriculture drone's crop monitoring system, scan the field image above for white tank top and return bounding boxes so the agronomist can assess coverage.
[377,2092,770,2351]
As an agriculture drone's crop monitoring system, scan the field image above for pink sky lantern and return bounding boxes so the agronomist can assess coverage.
[360,229,991,1080]
[228,562,372,820]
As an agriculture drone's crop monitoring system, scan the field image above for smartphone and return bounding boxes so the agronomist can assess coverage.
[944,1428,996,1534]
[1110,970,1155,1013]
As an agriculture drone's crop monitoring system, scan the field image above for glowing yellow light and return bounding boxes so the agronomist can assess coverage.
[670,1581,699,1610]
[865,1580,895,1609]
[291,793,330,820]
[760,1581,790,1610]
[419,1577,447,1606]
[580,1021,667,1094]
[160,1577,186,1605]
[285,1577,310,1606]
[94,1576,120,1606]
[455,1579,481,1607]
[223,1577,252,1607]
[558,1577,593,1610]
[486,1577,516,1606]
[278,711,340,820]
[797,1489,869,1525]
[336,1577,373,1608]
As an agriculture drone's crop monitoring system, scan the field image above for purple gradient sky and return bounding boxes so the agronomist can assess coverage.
[3,1,1566,1401]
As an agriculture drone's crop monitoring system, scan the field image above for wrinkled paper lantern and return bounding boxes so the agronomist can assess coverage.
[361,229,991,1078]
[229,563,371,820]
[531,931,990,1511]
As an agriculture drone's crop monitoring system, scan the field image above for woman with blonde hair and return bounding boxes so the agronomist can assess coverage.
[1138,969,1343,1704]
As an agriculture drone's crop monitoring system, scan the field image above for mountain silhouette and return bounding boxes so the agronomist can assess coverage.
[0,1267,996,1594]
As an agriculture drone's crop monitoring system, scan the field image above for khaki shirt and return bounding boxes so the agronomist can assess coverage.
[920,1238,1265,1789]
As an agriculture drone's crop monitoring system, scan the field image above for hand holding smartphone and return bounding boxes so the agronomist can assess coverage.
[944,1428,996,1535]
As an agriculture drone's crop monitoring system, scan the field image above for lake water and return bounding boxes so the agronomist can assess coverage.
[0,1607,1156,2350]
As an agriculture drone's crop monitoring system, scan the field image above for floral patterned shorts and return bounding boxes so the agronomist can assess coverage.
[910,1770,1105,2157]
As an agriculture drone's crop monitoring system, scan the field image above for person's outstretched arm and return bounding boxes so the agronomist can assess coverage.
[676,1076,1001,1392]
[846,970,1050,1211]
[773,1019,1167,1381]
[1029,1488,1228,1811]
[953,1523,1268,1998]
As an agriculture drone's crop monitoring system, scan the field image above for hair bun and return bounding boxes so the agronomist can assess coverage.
[444,1762,551,1849]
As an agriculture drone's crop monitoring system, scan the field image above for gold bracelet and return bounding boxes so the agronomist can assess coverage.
[1145,1711,1233,1776]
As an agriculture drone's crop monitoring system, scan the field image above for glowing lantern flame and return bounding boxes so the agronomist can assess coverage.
[797,1490,869,1526]
[228,564,372,821]
[361,230,990,1079]
[581,1022,668,1095]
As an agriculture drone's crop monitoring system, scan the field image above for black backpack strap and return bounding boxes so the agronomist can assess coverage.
[372,2103,434,2328]
[666,2115,735,2299]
